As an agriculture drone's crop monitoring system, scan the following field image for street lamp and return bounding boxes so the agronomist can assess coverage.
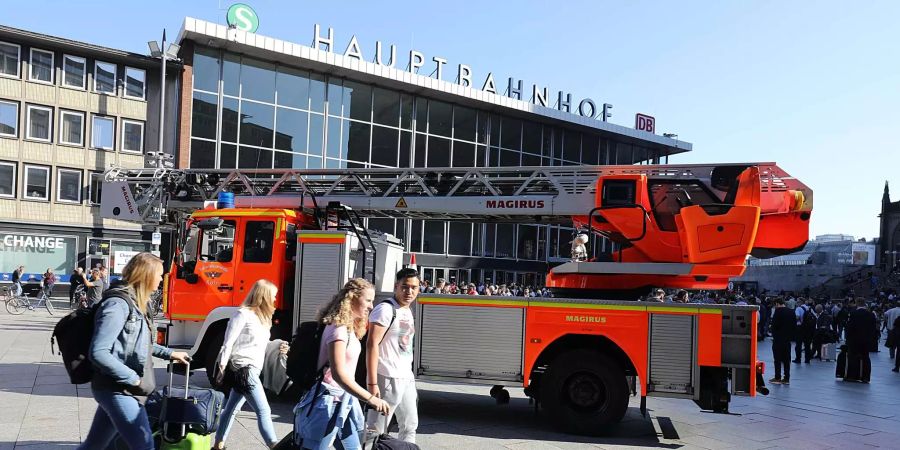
[147,30,180,170]
[147,31,180,256]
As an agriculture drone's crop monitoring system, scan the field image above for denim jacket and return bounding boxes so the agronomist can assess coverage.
[89,285,172,388]
[294,384,364,449]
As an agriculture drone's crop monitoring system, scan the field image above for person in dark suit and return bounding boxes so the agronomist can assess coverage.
[770,297,797,384]
[845,301,876,382]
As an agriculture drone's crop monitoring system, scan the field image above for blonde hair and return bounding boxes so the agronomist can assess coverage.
[317,278,374,339]
[121,252,164,315]
[241,279,278,327]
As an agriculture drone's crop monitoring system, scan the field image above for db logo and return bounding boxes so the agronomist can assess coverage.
[635,113,655,134]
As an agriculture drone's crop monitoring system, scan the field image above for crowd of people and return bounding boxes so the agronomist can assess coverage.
[419,278,553,298]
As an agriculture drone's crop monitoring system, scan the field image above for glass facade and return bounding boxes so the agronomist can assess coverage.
[189,46,668,284]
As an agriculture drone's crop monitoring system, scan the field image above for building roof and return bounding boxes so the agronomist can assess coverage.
[176,17,690,158]
[0,23,179,70]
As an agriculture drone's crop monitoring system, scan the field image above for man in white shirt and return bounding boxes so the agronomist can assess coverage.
[885,302,900,360]
[366,268,420,443]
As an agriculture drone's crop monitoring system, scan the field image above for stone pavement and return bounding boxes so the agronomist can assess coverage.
[1,301,900,449]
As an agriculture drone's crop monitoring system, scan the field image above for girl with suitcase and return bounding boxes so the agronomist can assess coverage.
[295,278,389,450]
[214,279,283,449]
[78,253,191,450]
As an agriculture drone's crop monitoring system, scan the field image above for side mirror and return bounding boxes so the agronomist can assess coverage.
[196,218,224,231]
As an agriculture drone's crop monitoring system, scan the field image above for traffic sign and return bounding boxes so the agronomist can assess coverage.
[226,3,260,33]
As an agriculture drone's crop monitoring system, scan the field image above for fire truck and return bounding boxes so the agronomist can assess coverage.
[101,162,811,434]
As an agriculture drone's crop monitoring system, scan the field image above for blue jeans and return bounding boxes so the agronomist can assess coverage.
[78,388,155,450]
[215,368,278,446]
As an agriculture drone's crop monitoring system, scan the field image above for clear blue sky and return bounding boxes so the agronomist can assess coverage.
[6,1,899,240]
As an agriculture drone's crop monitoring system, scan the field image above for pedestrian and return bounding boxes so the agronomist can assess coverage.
[296,278,389,449]
[78,252,190,450]
[812,305,835,359]
[11,265,24,296]
[41,268,57,297]
[365,268,420,444]
[844,300,875,383]
[86,268,105,306]
[69,267,86,307]
[796,299,817,363]
[770,297,796,385]
[886,302,900,359]
[214,279,284,449]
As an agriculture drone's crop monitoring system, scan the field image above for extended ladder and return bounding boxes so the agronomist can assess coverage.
[101,163,810,225]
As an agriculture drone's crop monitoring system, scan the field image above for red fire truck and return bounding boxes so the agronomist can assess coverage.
[102,163,811,434]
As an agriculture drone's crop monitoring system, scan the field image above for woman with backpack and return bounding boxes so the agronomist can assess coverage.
[213,279,283,449]
[296,278,390,449]
[78,252,191,450]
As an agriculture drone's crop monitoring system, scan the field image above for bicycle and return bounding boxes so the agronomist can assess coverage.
[148,288,163,318]
[6,285,55,315]
[70,285,89,310]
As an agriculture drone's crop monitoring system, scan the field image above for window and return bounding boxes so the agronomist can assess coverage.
[124,67,146,99]
[94,61,116,94]
[23,165,49,200]
[57,168,82,203]
[59,110,84,146]
[197,220,236,263]
[29,48,54,83]
[63,55,86,89]
[243,221,274,263]
[0,41,20,78]
[121,120,144,153]
[89,172,103,205]
[0,161,14,198]
[26,105,52,142]
[92,116,115,150]
[0,100,17,137]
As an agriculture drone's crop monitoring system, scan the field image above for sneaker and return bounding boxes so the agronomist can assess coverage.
[891,368,898,373]
[768,377,782,384]
[792,360,800,364]
[781,379,790,385]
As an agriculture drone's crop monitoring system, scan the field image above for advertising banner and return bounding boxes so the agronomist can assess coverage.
[0,232,78,282]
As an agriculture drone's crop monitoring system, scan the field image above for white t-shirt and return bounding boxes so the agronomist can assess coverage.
[369,299,415,380]
[317,324,361,394]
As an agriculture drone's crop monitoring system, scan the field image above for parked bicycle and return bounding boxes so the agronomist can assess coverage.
[6,285,55,315]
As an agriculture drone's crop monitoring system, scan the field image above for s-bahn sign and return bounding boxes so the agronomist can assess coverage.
[309,24,618,123]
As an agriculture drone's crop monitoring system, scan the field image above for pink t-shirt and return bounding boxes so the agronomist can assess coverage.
[317,324,361,393]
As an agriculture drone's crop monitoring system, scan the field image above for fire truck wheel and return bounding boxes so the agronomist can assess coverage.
[541,350,629,435]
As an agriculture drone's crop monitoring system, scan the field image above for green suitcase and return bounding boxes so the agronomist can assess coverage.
[160,431,212,449]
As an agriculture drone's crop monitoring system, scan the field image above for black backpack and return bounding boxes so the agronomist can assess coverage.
[801,306,817,331]
[51,300,107,384]
[285,321,328,393]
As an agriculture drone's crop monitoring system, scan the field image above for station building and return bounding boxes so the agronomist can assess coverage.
[0,25,177,284]
[173,17,692,288]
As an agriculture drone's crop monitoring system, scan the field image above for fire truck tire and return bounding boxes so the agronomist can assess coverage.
[541,350,629,435]
[204,329,226,390]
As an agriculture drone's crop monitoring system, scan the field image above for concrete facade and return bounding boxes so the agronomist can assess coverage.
[0,25,180,283]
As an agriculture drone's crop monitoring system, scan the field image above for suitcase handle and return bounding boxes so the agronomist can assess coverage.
[165,358,193,440]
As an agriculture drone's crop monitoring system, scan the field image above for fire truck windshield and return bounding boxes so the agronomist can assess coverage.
[182,219,236,264]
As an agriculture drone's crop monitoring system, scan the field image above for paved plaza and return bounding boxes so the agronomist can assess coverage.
[1,300,899,449]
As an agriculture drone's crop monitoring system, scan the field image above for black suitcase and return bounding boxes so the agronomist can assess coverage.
[840,352,871,382]
[145,360,225,438]
[835,347,847,378]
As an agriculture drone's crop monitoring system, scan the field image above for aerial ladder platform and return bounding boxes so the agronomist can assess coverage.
[103,163,812,296]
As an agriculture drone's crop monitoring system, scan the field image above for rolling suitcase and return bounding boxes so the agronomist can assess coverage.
[152,361,220,448]
[835,347,847,378]
[821,342,836,361]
